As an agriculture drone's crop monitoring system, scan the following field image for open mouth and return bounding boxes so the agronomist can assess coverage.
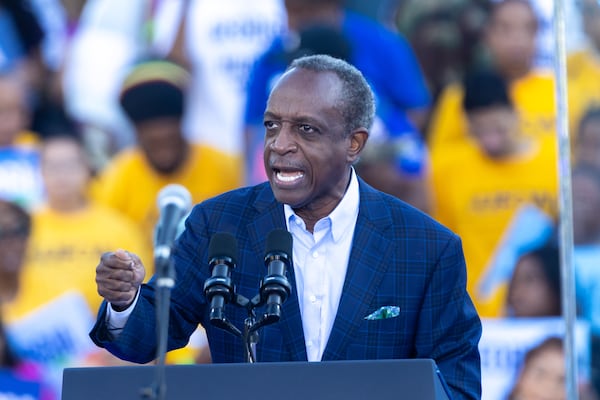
[273,168,305,185]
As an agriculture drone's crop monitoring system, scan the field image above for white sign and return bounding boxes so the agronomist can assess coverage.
[480,317,590,400]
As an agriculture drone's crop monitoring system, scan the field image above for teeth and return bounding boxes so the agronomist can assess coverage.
[276,171,304,182]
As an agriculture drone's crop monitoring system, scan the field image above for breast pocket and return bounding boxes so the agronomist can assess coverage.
[346,315,411,360]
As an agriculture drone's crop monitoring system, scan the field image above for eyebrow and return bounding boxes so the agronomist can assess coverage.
[263,111,278,120]
[263,111,326,127]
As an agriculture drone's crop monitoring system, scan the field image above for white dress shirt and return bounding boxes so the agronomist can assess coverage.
[107,170,360,363]
[284,169,359,361]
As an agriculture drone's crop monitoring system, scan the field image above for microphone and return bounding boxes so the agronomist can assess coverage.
[154,184,192,285]
[203,233,238,323]
[260,229,292,321]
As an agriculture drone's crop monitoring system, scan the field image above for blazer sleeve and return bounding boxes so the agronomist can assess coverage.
[89,282,200,364]
[415,234,482,400]
[89,205,213,364]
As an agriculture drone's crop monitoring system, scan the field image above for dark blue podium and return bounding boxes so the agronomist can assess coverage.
[62,359,451,400]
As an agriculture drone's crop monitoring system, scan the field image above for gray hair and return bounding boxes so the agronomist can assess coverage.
[288,54,375,132]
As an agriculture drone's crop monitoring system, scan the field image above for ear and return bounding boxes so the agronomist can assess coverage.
[347,127,368,164]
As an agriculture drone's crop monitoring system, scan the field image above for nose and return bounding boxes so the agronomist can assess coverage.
[269,125,298,154]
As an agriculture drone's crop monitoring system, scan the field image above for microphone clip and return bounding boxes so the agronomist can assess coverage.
[258,253,292,324]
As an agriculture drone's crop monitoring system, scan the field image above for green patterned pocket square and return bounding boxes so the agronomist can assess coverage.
[364,306,400,320]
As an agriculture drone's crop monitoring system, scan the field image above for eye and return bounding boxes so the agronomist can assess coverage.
[297,124,317,134]
[264,120,279,130]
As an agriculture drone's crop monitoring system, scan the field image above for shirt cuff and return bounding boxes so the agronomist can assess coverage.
[105,289,140,335]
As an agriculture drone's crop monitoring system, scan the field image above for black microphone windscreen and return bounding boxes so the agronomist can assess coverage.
[208,233,238,264]
[265,229,292,256]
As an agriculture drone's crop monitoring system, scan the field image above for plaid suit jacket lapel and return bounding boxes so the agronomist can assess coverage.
[322,180,394,361]
[247,184,308,361]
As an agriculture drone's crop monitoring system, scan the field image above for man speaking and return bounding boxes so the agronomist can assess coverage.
[90,54,482,399]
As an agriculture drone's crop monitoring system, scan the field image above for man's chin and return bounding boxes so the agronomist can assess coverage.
[270,186,303,208]
[484,149,509,160]
[152,162,181,175]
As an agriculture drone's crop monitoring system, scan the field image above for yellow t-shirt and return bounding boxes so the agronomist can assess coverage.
[429,136,558,317]
[567,48,600,139]
[428,70,556,163]
[92,144,243,254]
[3,203,152,322]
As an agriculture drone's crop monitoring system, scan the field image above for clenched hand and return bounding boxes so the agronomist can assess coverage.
[96,249,146,311]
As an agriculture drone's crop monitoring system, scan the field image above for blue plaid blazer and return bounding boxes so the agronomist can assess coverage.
[91,178,481,399]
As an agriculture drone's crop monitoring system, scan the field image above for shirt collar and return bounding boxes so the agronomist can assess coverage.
[284,168,360,242]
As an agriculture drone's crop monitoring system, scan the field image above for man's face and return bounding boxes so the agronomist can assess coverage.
[467,105,519,159]
[486,1,537,76]
[572,172,600,244]
[41,138,90,205]
[263,68,366,218]
[575,118,600,170]
[135,117,187,174]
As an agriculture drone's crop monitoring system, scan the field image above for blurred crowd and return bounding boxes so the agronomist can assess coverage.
[1,0,600,398]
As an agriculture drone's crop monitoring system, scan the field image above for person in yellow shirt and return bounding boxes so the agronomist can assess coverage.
[430,69,558,318]
[427,0,555,163]
[3,133,152,322]
[93,59,243,254]
[0,133,151,389]
[93,59,240,364]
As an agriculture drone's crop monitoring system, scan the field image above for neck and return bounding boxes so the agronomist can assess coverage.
[484,138,530,160]
[47,195,88,213]
[501,65,531,83]
[293,168,352,233]
[295,210,320,234]
[511,137,532,155]
[156,142,190,175]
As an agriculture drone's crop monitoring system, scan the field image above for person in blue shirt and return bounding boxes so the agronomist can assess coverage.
[244,0,432,211]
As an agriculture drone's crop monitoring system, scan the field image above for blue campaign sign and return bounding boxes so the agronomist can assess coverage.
[0,369,41,399]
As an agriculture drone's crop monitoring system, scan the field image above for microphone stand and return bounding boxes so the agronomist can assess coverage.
[141,247,175,400]
[210,293,259,363]
[243,311,258,363]
[208,291,289,364]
